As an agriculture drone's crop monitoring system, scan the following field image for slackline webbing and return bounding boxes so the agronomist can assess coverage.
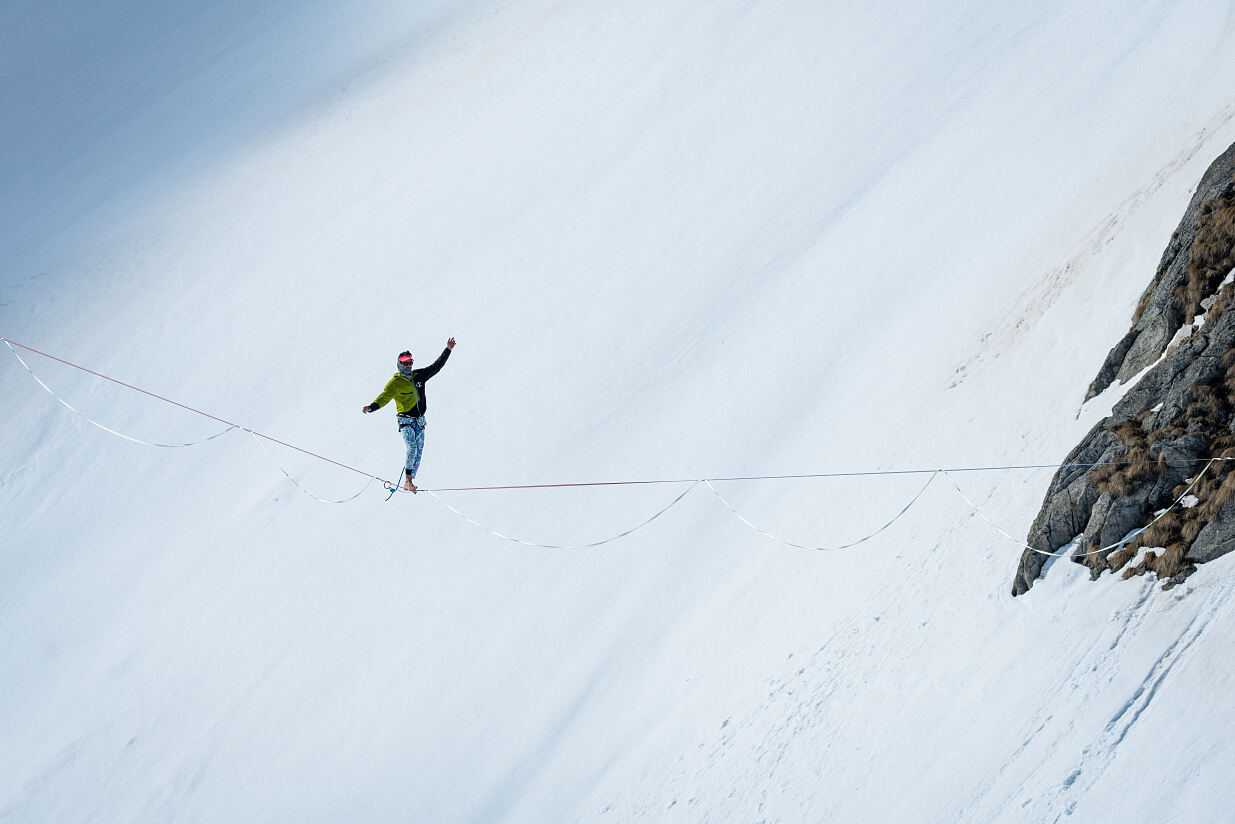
[6,335,1231,555]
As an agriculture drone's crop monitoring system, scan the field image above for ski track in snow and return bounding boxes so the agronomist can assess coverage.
[596,631,853,822]
[594,564,1235,824]
[967,575,1235,823]
[1050,588,1232,821]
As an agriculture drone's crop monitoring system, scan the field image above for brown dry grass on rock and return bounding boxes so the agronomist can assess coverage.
[1173,194,1235,320]
[1098,366,1235,582]
[1131,186,1235,327]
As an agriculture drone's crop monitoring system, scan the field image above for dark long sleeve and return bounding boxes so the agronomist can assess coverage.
[407,347,451,416]
[414,347,451,382]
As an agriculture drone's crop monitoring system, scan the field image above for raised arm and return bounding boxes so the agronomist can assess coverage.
[416,337,456,381]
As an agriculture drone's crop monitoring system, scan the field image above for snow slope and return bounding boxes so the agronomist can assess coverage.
[4,1,1235,821]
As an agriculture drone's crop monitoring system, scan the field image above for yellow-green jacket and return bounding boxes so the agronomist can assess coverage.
[369,374,420,416]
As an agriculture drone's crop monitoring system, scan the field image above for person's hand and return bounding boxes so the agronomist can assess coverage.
[447,337,456,350]
[361,405,372,414]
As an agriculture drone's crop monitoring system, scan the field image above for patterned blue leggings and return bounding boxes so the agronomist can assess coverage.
[398,415,426,479]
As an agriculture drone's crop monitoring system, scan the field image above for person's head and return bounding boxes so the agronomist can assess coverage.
[397,351,414,375]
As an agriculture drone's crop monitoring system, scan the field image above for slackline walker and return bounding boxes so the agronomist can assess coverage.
[4,335,1231,553]
[361,338,456,494]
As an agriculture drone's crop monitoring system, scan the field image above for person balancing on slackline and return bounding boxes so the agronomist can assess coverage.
[362,337,456,493]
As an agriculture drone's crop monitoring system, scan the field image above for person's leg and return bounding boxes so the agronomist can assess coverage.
[409,417,426,479]
[402,417,426,491]
[401,420,421,492]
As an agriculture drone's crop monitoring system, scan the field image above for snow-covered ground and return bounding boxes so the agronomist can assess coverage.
[4,1,1235,821]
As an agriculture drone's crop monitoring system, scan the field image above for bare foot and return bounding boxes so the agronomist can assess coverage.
[402,477,418,493]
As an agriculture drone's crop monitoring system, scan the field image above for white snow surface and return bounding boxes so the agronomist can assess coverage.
[4,1,1235,821]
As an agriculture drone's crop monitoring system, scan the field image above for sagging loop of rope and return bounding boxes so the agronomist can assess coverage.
[422,483,702,550]
[6,334,1234,556]
[247,430,378,504]
[5,337,389,502]
[5,339,239,448]
[703,473,938,552]
[945,458,1226,558]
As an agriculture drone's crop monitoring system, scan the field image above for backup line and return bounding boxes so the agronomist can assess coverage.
[7,336,1233,559]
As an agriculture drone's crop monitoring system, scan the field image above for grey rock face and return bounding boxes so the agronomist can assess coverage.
[1014,142,1235,596]
[1188,499,1235,564]
[1087,141,1235,399]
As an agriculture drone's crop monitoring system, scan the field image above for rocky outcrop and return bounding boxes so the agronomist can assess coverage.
[1086,142,1235,399]
[1013,142,1235,596]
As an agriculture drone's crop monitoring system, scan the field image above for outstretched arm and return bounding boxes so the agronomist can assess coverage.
[362,376,400,413]
[416,338,456,381]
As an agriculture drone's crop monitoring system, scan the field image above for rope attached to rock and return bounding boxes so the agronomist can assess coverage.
[943,459,1223,557]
